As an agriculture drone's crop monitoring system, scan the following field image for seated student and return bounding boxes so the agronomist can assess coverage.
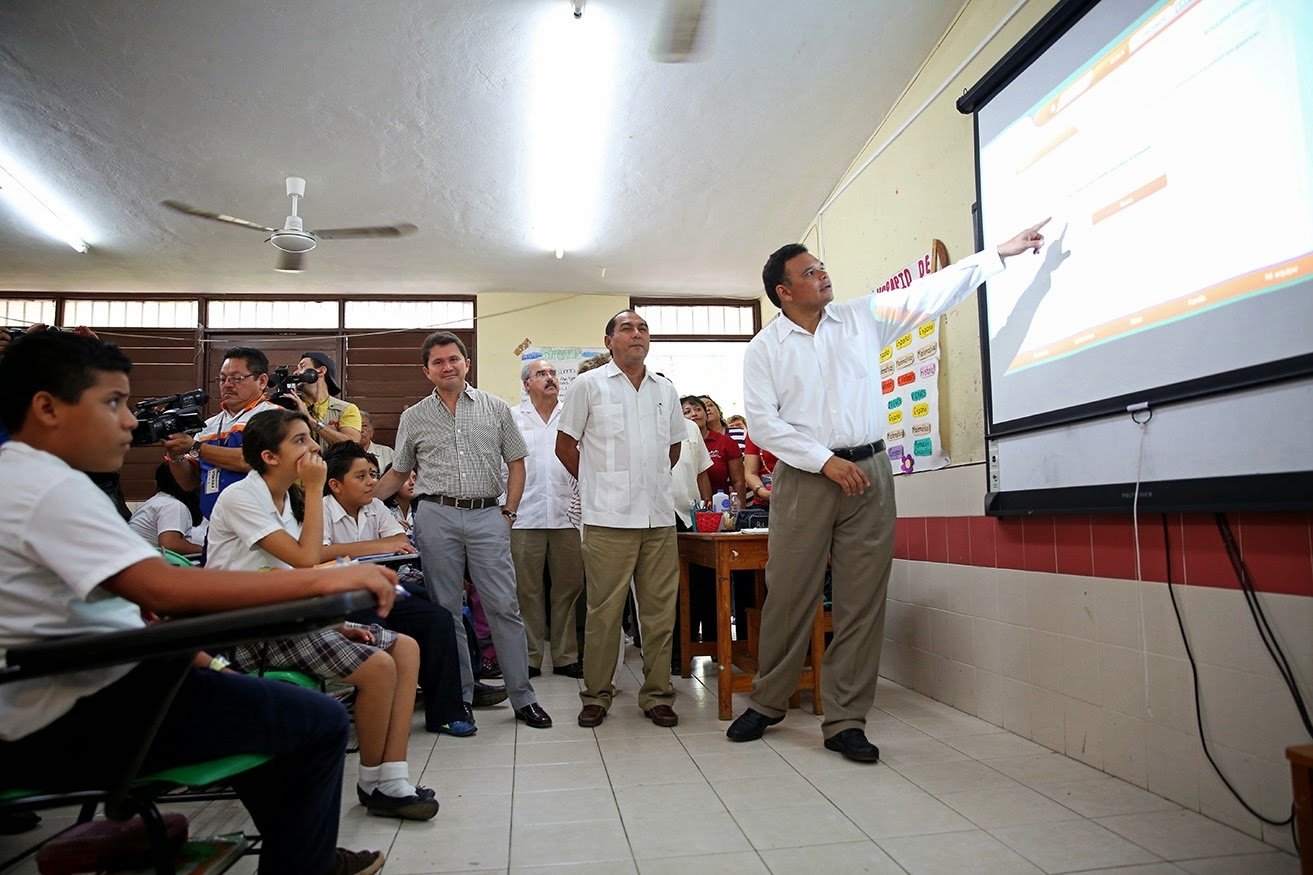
[129,462,205,554]
[0,329,395,875]
[322,442,476,738]
[205,409,438,821]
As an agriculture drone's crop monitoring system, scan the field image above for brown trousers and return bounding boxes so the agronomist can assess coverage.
[749,452,895,738]
[511,527,585,669]
[579,524,679,712]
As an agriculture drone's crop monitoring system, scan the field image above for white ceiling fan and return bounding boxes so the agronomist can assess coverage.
[162,176,417,272]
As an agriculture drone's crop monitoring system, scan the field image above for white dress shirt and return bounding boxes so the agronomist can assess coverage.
[556,362,685,529]
[744,247,1005,473]
[670,419,713,528]
[323,495,405,547]
[513,400,578,530]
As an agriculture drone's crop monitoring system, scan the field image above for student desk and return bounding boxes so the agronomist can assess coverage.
[676,531,825,719]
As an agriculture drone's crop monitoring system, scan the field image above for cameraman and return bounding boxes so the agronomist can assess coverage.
[161,346,280,519]
[280,351,362,447]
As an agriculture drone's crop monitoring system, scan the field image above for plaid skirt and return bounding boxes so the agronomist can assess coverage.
[221,622,398,681]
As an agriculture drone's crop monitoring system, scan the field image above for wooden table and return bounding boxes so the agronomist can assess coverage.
[677,531,825,719]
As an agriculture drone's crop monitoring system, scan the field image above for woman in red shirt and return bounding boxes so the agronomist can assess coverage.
[681,396,745,509]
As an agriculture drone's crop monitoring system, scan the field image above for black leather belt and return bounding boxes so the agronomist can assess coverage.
[416,494,500,510]
[830,440,885,462]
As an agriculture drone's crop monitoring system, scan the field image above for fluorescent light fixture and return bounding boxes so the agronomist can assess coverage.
[527,2,617,258]
[0,159,90,253]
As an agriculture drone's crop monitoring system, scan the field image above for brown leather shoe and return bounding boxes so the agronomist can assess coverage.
[577,704,606,727]
[643,705,679,727]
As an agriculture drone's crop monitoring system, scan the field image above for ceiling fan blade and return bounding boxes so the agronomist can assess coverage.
[310,223,418,240]
[652,0,708,62]
[161,200,278,233]
[275,249,307,272]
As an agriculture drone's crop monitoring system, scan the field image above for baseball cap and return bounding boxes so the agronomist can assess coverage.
[302,351,341,396]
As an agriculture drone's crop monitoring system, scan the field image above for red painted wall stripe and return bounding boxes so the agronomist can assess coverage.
[894,512,1313,598]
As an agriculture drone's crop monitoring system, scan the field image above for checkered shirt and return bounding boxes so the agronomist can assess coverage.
[393,383,529,499]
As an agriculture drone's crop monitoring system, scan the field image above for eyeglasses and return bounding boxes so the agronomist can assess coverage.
[214,373,258,386]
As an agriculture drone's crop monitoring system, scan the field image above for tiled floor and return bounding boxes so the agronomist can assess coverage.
[2,651,1301,874]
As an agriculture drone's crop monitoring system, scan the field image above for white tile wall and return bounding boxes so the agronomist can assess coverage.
[884,556,1312,848]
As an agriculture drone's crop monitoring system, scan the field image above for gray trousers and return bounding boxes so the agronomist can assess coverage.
[413,501,537,710]
[511,527,585,669]
[749,453,894,739]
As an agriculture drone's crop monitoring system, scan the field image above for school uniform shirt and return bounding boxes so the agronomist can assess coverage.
[188,396,281,519]
[0,441,159,741]
[128,492,196,547]
[363,441,395,472]
[744,247,1004,472]
[205,470,300,572]
[322,495,405,547]
[556,362,685,529]
[512,399,578,531]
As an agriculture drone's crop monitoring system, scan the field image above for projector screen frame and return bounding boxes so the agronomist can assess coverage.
[959,0,1313,516]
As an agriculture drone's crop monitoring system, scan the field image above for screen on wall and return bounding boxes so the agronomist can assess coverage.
[958,0,1313,513]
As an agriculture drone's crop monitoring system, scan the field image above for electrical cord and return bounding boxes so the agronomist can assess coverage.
[1159,514,1298,833]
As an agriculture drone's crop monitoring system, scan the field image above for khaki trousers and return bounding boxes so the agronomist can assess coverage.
[579,525,679,712]
[511,527,585,669]
[750,453,895,738]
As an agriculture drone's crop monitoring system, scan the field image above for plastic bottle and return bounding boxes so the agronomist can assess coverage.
[729,492,741,515]
[711,489,730,513]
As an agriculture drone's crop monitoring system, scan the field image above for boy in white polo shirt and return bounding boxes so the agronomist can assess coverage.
[321,441,476,738]
[0,329,396,875]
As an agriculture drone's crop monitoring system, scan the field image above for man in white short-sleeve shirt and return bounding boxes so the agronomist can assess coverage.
[555,309,687,729]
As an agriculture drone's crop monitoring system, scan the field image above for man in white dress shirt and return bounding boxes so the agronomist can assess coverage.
[556,310,687,729]
[512,359,585,679]
[728,220,1051,762]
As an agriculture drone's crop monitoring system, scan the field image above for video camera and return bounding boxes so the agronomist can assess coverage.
[268,365,319,396]
[131,390,209,447]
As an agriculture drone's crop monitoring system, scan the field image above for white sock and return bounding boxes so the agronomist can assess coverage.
[357,763,381,795]
[376,760,418,798]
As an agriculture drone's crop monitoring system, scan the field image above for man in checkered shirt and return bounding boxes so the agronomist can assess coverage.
[375,331,553,730]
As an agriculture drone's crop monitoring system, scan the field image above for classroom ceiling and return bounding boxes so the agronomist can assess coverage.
[0,1,961,299]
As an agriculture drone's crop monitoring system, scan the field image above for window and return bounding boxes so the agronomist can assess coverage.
[632,298,759,422]
[0,298,56,329]
[344,299,474,330]
[206,300,338,329]
[64,299,198,328]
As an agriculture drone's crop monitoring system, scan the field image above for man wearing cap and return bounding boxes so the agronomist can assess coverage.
[290,352,363,446]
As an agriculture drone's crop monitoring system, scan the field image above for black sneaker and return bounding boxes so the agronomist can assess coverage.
[364,787,440,820]
[552,661,584,678]
[330,848,385,875]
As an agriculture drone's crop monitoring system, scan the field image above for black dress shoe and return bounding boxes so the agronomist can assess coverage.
[363,787,440,820]
[726,708,783,742]
[514,702,553,729]
[552,661,584,678]
[528,666,542,678]
[472,681,508,708]
[461,702,476,724]
[823,728,880,763]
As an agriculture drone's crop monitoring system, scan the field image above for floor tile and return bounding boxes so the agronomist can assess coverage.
[990,818,1162,872]
[509,819,632,868]
[1095,809,1274,860]
[624,809,752,859]
[840,791,976,838]
[1175,852,1301,874]
[732,799,868,850]
[941,731,1051,760]
[1033,776,1182,818]
[939,783,1085,828]
[891,759,1022,794]
[512,786,620,825]
[879,828,1045,874]
[985,752,1106,786]
[638,852,769,874]
[612,780,727,819]
[386,824,511,873]
[759,840,906,874]
[711,772,827,812]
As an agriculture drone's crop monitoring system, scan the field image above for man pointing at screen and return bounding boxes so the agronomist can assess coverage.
[730,220,1049,762]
